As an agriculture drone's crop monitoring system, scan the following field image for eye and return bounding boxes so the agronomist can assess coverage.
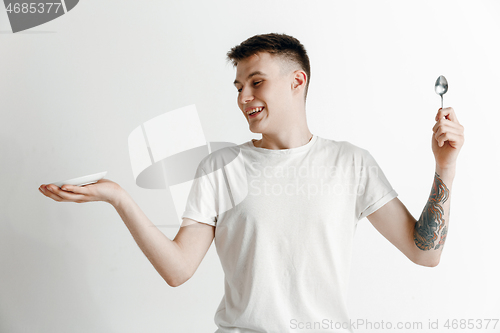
[236,81,262,93]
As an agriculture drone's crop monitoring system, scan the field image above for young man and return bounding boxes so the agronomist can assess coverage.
[39,33,464,332]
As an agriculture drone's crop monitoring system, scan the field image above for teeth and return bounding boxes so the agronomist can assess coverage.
[248,107,263,115]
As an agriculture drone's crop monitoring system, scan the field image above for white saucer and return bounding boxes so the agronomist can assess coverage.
[51,171,107,188]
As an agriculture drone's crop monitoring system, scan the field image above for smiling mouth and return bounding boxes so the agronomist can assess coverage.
[248,107,264,117]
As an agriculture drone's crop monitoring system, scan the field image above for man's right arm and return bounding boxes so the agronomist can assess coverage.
[113,190,215,287]
[39,180,215,287]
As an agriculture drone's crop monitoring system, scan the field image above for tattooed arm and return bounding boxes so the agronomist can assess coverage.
[413,171,451,252]
[367,107,464,267]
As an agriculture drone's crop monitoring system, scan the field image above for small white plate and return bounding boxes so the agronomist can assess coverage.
[51,171,107,188]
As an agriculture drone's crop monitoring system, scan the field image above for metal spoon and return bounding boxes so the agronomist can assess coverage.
[435,75,448,109]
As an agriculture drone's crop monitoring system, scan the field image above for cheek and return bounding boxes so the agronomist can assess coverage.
[268,89,287,107]
[273,84,289,98]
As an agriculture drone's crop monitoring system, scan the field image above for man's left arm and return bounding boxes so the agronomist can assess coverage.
[367,107,464,267]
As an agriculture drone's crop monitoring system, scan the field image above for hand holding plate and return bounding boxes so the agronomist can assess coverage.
[39,179,124,206]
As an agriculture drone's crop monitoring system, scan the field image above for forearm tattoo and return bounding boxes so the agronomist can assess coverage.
[413,173,450,251]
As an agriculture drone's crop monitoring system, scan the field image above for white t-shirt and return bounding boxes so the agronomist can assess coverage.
[182,134,398,333]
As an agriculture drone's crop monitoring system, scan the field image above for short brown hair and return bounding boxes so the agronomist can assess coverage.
[226,33,311,100]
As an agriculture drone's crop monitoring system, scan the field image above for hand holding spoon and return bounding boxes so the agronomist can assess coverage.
[435,75,448,109]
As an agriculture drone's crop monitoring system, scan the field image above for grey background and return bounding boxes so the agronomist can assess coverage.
[1,1,499,332]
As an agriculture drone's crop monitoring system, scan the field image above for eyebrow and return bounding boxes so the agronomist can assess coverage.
[233,71,267,86]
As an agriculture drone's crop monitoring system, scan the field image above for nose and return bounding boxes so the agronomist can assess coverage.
[238,87,254,105]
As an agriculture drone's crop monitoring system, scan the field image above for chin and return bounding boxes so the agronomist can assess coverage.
[249,128,262,134]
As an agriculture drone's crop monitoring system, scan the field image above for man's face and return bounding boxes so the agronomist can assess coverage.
[233,52,294,134]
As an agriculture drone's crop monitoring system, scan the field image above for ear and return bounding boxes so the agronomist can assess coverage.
[291,70,307,93]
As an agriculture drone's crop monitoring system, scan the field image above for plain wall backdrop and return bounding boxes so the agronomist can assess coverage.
[1,1,499,332]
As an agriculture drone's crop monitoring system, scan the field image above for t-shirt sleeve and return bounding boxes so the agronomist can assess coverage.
[355,150,398,221]
[181,161,218,227]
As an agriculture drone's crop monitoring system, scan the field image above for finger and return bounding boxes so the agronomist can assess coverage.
[49,185,87,202]
[38,187,46,196]
[432,118,464,133]
[40,185,65,202]
[436,107,459,123]
[436,131,465,148]
[435,107,455,120]
[434,127,463,141]
[43,184,85,202]
[433,121,465,137]
[60,184,87,194]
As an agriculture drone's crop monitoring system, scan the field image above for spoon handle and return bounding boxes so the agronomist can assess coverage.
[441,95,443,110]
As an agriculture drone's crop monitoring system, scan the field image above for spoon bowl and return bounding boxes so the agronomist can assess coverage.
[435,75,448,109]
